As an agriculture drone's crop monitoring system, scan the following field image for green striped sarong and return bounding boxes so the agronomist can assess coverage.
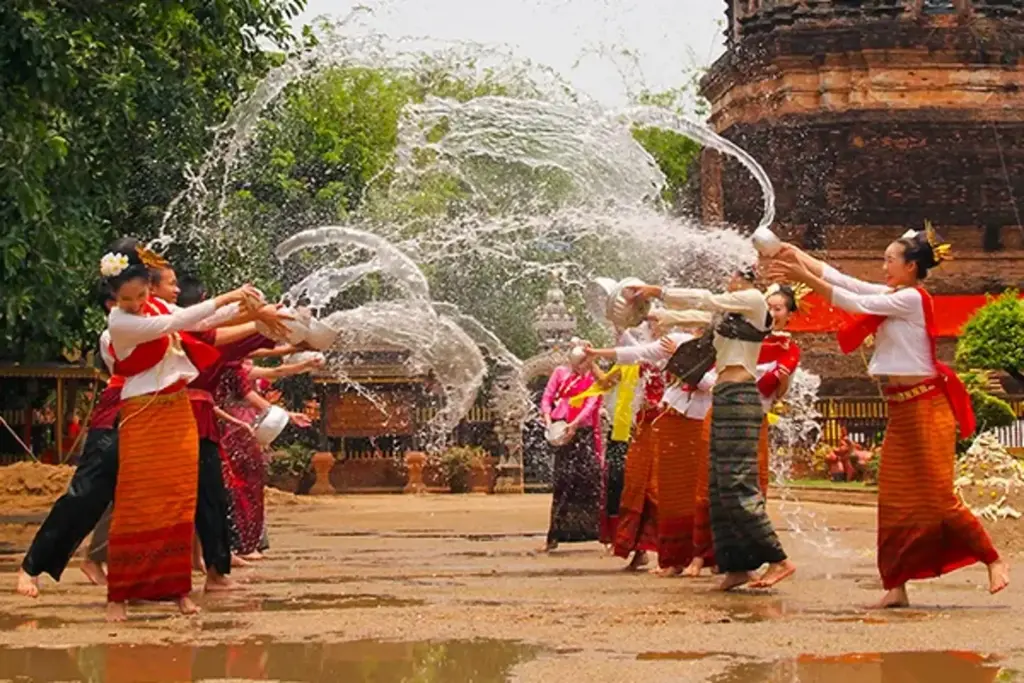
[709,381,787,573]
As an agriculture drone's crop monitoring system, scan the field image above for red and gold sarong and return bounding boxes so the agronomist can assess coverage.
[613,411,659,558]
[692,412,714,565]
[654,411,704,568]
[878,382,999,590]
[107,389,198,603]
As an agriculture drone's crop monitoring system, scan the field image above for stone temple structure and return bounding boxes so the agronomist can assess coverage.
[700,0,1024,395]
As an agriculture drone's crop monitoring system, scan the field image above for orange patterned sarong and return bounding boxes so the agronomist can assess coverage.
[654,411,704,568]
[613,412,659,558]
[878,388,999,590]
[107,391,198,603]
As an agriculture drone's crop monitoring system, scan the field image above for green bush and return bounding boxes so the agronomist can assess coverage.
[268,442,315,478]
[437,446,485,493]
[956,290,1024,384]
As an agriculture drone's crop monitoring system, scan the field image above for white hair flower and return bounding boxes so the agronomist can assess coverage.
[100,252,129,278]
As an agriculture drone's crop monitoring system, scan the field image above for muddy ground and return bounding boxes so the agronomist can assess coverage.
[1,493,1022,682]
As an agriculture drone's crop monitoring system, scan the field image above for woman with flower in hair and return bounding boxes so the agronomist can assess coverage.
[99,237,258,621]
[765,225,1009,608]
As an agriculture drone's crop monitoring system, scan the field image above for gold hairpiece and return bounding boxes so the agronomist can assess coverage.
[924,220,952,264]
[135,244,169,270]
[766,282,813,315]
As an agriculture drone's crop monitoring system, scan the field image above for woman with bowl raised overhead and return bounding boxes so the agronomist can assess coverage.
[764,226,1009,608]
[539,341,604,553]
[630,267,795,591]
[99,237,258,622]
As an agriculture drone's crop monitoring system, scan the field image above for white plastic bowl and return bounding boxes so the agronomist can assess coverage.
[254,405,290,447]
[305,317,339,351]
[752,226,782,257]
[545,421,572,446]
[568,346,587,365]
[606,277,650,329]
[283,351,326,366]
[255,306,310,345]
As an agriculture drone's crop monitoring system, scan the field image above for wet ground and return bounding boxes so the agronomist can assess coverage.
[0,494,1022,682]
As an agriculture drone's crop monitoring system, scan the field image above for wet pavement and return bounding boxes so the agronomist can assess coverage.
[0,494,1022,682]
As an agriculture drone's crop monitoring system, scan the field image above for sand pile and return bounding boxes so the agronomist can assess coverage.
[265,486,318,506]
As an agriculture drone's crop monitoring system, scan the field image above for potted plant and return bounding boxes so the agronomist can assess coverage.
[267,443,315,494]
[438,446,483,494]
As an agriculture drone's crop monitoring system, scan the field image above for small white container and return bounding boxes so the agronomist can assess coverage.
[545,421,572,446]
[255,306,310,345]
[568,346,587,365]
[585,277,618,320]
[305,317,339,351]
[253,405,290,447]
[752,226,782,257]
[606,277,651,329]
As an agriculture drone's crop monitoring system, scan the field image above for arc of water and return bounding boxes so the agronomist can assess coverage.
[622,106,777,231]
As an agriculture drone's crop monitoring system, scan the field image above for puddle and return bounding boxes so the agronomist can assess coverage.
[0,613,66,630]
[0,638,539,682]
[204,593,424,613]
[704,597,985,625]
[714,651,1011,682]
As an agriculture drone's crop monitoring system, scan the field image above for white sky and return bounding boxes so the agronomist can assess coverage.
[294,0,727,106]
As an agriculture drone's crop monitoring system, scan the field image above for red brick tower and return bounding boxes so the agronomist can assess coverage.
[700,0,1024,394]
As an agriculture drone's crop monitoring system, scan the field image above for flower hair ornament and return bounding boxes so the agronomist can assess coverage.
[135,243,170,270]
[99,253,130,278]
[901,221,952,264]
[765,282,813,315]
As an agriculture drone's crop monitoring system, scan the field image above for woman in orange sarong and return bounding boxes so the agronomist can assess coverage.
[768,228,1009,608]
[587,328,716,574]
[101,237,254,621]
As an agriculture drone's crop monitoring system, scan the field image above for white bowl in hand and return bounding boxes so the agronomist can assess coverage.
[606,277,651,329]
[752,227,782,257]
[585,277,618,321]
[253,405,290,447]
[256,306,310,345]
[305,317,339,351]
[545,421,573,446]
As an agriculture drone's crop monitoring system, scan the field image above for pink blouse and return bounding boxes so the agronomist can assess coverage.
[541,365,601,430]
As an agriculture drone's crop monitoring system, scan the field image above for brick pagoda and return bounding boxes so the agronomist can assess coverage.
[700,0,1024,396]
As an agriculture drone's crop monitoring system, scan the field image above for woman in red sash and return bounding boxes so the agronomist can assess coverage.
[101,238,256,621]
[767,228,1009,608]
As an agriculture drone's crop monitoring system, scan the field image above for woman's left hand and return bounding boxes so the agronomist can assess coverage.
[289,412,312,428]
[659,336,680,355]
[764,257,806,284]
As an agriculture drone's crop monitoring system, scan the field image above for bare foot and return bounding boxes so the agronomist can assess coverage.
[240,551,264,561]
[230,554,252,568]
[651,566,683,578]
[80,560,107,587]
[177,596,201,615]
[105,602,127,622]
[538,541,558,553]
[750,560,797,588]
[871,586,910,609]
[717,571,756,591]
[15,570,40,598]
[988,559,1010,595]
[682,558,704,578]
[624,550,650,572]
[204,571,240,592]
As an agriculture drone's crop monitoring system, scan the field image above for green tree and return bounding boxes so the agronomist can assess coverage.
[0,0,306,362]
[956,290,1024,384]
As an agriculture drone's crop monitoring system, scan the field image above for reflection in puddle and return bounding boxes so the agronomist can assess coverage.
[204,593,424,613]
[715,651,1009,682]
[705,597,973,625]
[0,613,66,631]
[0,638,539,682]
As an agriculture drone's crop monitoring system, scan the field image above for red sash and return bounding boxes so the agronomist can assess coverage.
[109,299,220,377]
[836,288,976,437]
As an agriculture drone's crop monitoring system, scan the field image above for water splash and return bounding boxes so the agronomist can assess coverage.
[770,369,849,558]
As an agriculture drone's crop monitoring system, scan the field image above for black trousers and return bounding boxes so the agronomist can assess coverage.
[21,429,118,580]
[196,438,232,576]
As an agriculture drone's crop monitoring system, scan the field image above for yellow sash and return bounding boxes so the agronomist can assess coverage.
[570,365,641,442]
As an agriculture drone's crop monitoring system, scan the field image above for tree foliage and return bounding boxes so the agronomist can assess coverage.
[956,290,1024,384]
[0,0,306,362]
